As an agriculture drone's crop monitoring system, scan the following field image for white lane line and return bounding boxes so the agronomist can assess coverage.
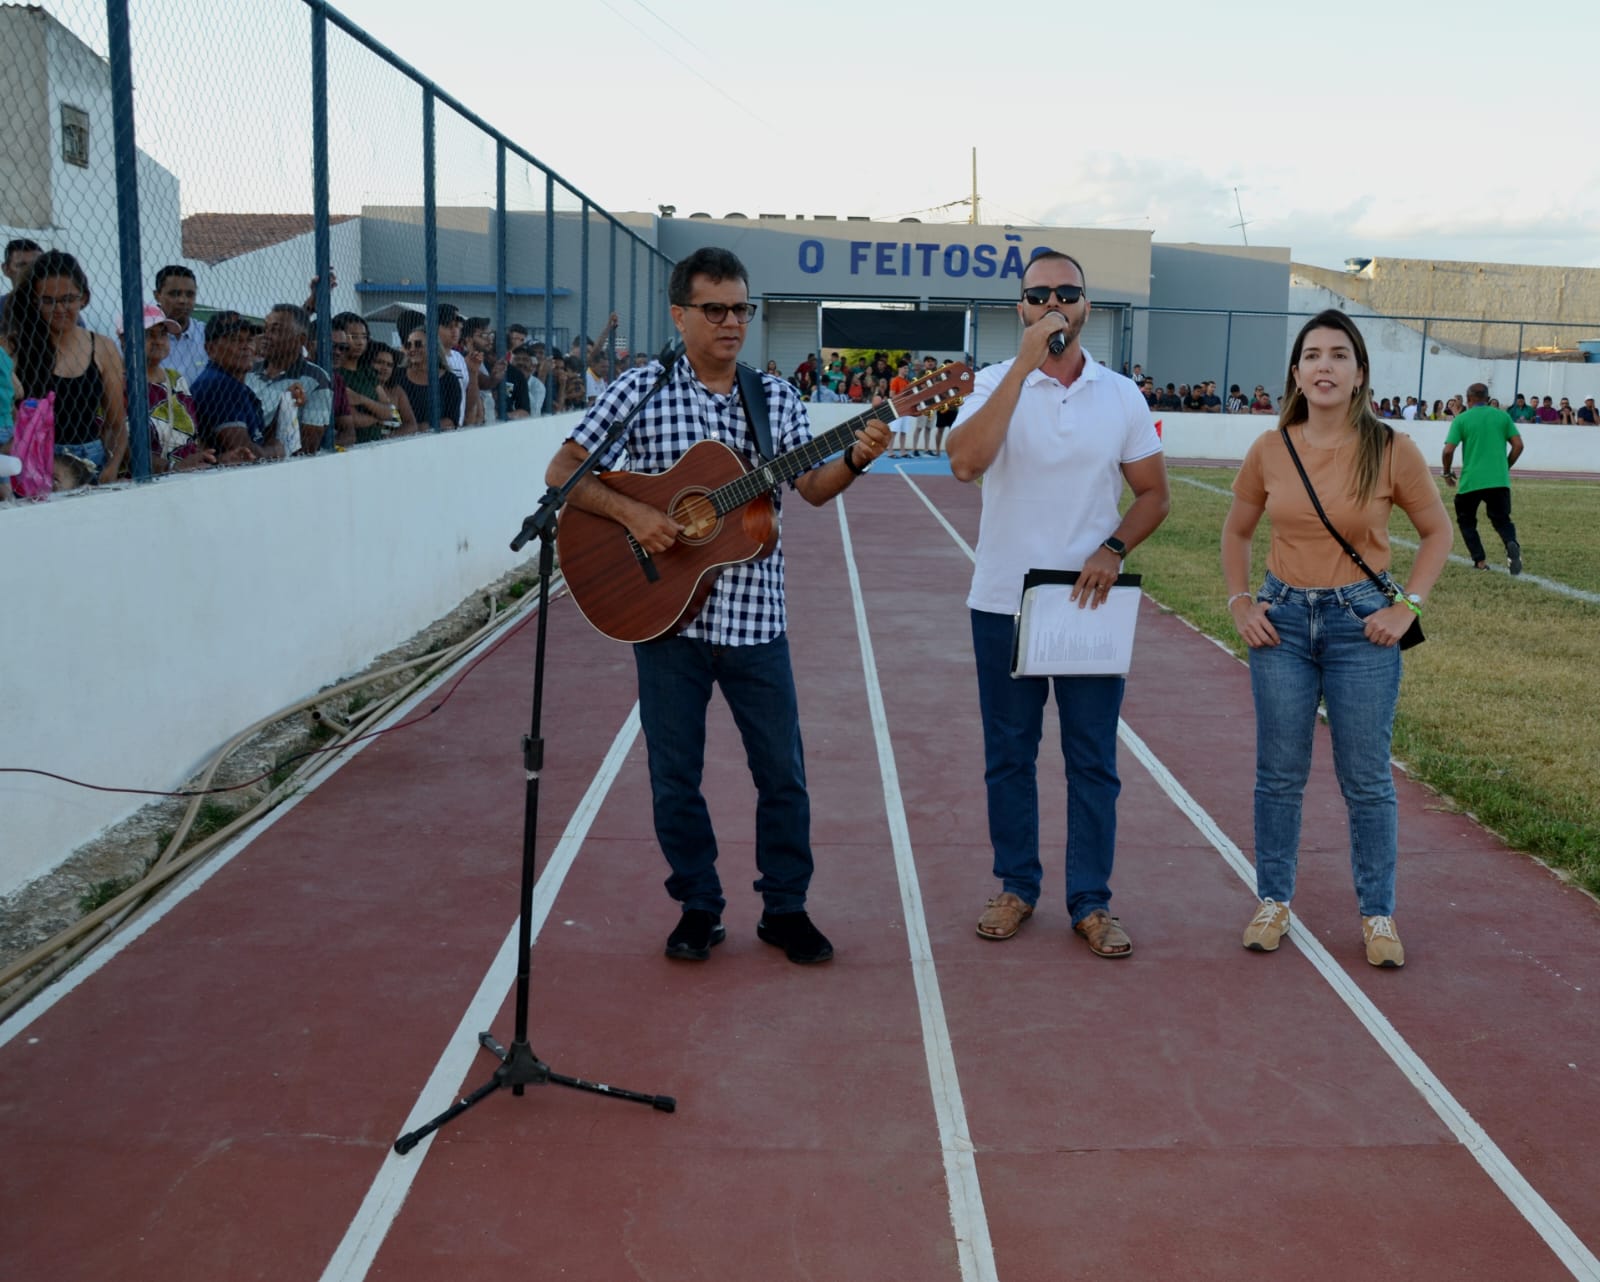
[912,474,1599,1278]
[319,706,641,1282]
[836,499,998,1282]
[1116,722,1600,1281]
[1172,474,1600,605]
[896,468,976,561]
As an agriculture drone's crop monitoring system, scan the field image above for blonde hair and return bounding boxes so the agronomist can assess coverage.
[1278,309,1389,507]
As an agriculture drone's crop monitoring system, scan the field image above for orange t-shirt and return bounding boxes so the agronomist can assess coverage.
[889,375,910,396]
[1233,425,1436,588]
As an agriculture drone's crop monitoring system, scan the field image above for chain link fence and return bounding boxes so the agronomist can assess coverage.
[0,0,674,480]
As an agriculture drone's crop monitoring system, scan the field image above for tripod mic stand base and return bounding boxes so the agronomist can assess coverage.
[392,1029,675,1155]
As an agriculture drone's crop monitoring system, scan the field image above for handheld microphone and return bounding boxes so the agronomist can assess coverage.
[1047,325,1068,358]
[656,336,684,369]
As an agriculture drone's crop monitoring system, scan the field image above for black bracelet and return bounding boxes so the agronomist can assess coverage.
[842,445,870,476]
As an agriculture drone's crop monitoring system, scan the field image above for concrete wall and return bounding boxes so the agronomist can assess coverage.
[1291,277,1600,409]
[0,415,579,898]
[1156,413,1600,471]
[1147,243,1293,401]
[1294,258,1600,356]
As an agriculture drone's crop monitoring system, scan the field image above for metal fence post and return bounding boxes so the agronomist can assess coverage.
[543,172,555,411]
[495,140,507,416]
[1222,310,1234,407]
[107,0,148,480]
[580,202,591,373]
[311,0,333,450]
[629,241,638,372]
[423,89,440,430]
[1513,323,1523,402]
[607,222,617,362]
[1417,319,1429,408]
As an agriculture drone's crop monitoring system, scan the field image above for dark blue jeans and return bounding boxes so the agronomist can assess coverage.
[970,609,1124,924]
[633,633,813,917]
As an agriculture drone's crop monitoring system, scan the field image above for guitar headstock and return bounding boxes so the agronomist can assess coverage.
[891,362,974,418]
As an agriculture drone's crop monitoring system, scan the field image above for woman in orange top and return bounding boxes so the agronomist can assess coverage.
[1220,310,1450,968]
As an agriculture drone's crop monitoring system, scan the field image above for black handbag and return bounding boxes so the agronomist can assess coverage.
[1279,428,1425,650]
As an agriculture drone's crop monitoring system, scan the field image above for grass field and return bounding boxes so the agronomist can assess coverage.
[1133,466,1600,897]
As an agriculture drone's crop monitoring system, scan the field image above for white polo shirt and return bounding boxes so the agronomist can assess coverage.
[957,353,1163,615]
[163,315,208,388]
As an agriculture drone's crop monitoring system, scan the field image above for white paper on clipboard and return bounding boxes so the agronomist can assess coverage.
[1010,569,1144,677]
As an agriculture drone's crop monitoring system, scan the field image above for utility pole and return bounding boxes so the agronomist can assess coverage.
[970,148,980,225]
[1231,187,1251,247]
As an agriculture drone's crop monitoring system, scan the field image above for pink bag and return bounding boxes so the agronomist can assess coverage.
[11,392,55,499]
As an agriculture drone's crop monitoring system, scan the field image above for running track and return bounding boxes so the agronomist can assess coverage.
[3,470,1598,1281]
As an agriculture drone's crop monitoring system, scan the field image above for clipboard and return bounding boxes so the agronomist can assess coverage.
[1010,569,1144,677]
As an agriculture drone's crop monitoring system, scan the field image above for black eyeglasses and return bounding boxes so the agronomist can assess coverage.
[1021,285,1084,306]
[680,302,758,324]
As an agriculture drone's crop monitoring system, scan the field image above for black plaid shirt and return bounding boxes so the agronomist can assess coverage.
[569,356,817,646]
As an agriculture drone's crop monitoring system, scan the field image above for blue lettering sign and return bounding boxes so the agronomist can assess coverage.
[876,242,896,275]
[972,244,998,278]
[915,243,939,275]
[1000,245,1026,278]
[943,244,970,277]
[850,241,870,274]
[798,239,824,273]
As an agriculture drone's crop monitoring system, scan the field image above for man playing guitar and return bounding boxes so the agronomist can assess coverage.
[545,246,891,966]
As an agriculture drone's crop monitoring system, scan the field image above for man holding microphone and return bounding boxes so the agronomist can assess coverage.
[946,251,1170,957]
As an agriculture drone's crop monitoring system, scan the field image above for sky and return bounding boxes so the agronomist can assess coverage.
[319,0,1600,272]
[109,0,1600,273]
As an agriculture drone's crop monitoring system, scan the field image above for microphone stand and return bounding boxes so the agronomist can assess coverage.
[394,348,683,1155]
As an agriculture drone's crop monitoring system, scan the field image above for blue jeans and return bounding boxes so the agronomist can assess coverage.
[970,609,1124,924]
[1249,571,1403,916]
[633,633,812,917]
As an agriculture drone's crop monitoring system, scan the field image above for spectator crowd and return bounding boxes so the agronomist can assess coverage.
[2,239,1597,500]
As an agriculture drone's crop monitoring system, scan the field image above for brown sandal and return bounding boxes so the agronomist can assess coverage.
[977,892,1033,940]
[1074,909,1132,958]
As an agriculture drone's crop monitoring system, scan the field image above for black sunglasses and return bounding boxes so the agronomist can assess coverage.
[1022,285,1084,306]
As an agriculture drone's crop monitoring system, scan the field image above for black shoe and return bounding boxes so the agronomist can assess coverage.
[1506,540,1523,575]
[665,909,725,960]
[756,911,833,964]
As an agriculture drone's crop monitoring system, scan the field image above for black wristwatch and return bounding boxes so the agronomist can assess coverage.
[843,445,871,476]
[1101,536,1127,558]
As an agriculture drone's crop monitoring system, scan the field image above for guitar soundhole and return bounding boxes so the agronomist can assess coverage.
[671,490,720,544]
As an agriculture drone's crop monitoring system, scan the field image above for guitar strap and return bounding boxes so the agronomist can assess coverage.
[733,362,776,462]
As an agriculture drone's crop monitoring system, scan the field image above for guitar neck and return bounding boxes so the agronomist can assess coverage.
[709,402,897,516]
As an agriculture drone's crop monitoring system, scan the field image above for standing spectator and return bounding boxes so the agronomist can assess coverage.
[1,250,128,484]
[365,341,415,433]
[1430,399,1445,421]
[1577,397,1598,425]
[395,327,460,428]
[248,304,334,455]
[431,305,479,426]
[330,312,389,443]
[1442,381,1524,574]
[128,302,221,473]
[1508,393,1536,423]
[510,344,544,417]
[0,238,42,332]
[153,265,208,388]
[946,251,1169,957]
[1222,310,1450,968]
[189,311,271,458]
[0,328,17,500]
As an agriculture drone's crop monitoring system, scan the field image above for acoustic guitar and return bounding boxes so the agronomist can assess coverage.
[558,361,973,643]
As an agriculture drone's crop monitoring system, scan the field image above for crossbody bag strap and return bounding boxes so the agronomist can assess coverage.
[1278,426,1393,596]
[733,362,775,462]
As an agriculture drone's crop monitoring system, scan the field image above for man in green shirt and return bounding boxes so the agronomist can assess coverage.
[1507,393,1537,423]
[1442,382,1525,574]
